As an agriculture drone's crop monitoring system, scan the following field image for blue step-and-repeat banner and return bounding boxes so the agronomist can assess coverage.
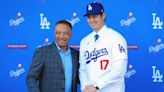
[0,0,164,92]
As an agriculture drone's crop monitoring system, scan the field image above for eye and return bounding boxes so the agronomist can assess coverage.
[56,31,61,35]
[64,32,70,35]
[87,15,91,19]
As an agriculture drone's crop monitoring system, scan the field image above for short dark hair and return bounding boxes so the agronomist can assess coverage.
[55,20,72,30]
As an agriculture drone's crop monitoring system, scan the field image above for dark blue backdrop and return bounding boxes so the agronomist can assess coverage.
[0,0,164,92]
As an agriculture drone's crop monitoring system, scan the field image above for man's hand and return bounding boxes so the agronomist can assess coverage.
[83,85,97,92]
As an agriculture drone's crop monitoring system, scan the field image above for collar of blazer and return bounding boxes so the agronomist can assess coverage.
[49,42,77,74]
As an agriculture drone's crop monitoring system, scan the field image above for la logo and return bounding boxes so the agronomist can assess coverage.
[152,66,163,82]
[152,13,163,29]
[40,13,50,29]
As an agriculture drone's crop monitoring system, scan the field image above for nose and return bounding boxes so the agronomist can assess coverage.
[60,33,65,38]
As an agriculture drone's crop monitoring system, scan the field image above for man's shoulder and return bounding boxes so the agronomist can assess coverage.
[36,42,55,51]
[80,32,94,44]
[106,28,126,42]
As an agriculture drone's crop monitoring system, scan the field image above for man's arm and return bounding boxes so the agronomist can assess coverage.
[95,37,128,89]
[26,48,44,92]
[79,41,89,91]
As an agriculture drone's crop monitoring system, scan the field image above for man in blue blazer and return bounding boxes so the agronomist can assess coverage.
[26,20,79,92]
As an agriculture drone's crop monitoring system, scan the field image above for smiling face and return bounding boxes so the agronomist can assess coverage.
[54,23,72,49]
[87,13,105,33]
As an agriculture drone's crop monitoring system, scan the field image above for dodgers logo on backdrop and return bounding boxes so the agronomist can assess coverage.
[67,12,80,26]
[9,12,25,27]
[148,38,164,53]
[120,12,136,28]
[37,38,51,48]
[9,63,25,78]
[84,48,108,64]
[125,64,136,79]
[152,13,163,29]
[40,13,50,29]
[152,66,163,82]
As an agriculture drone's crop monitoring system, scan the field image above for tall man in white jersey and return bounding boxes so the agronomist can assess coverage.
[79,2,128,92]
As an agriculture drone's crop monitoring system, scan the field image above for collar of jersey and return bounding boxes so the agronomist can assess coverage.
[93,25,107,37]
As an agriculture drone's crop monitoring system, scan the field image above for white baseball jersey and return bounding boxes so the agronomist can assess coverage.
[79,25,128,92]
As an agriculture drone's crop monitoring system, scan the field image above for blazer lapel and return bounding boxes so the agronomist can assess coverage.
[50,42,64,73]
[70,48,76,74]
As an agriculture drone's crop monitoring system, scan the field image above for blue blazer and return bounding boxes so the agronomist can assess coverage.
[26,42,79,92]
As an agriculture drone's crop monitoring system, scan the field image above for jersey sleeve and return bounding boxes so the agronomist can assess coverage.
[112,36,128,61]
[79,40,89,91]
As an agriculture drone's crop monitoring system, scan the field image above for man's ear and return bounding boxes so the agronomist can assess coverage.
[102,13,106,20]
[70,31,72,37]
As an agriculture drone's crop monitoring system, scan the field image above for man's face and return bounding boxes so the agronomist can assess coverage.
[87,13,105,32]
[55,24,72,48]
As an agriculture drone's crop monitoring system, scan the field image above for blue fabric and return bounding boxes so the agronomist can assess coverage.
[55,42,73,92]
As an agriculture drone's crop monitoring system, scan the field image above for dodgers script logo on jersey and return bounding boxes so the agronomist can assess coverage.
[84,48,108,64]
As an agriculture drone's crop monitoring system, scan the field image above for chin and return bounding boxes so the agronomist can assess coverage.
[59,43,67,47]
